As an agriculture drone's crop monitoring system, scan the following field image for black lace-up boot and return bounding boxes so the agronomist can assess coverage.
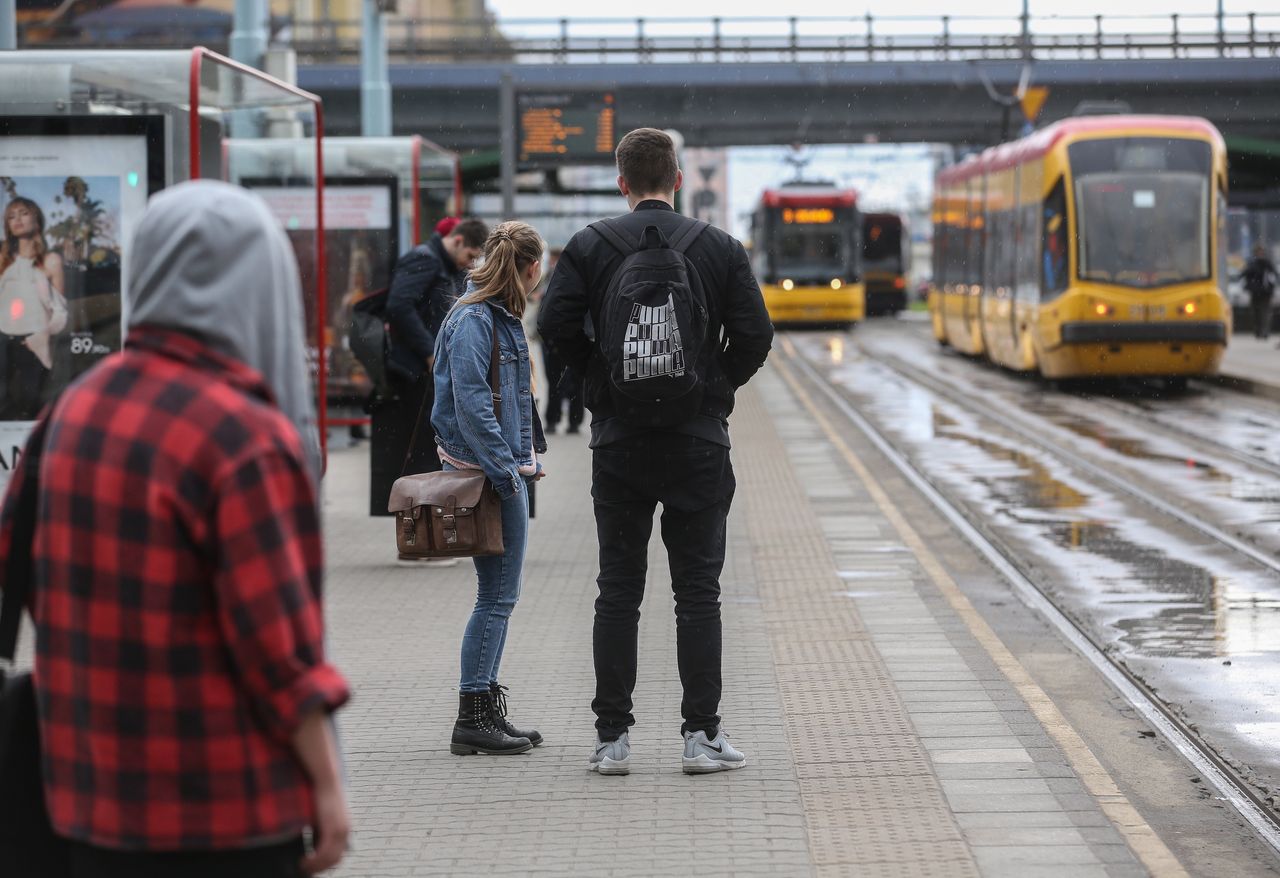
[489,682,543,747]
[450,691,533,755]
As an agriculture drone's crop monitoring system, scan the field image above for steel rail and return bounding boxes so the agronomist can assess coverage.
[860,345,1280,576]
[780,333,1280,858]
[1082,392,1280,482]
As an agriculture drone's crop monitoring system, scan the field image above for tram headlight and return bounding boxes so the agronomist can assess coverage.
[781,279,795,291]
[830,278,843,290]
[1182,301,1198,315]
[1093,303,1113,317]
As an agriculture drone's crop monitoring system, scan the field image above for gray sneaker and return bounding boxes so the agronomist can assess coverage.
[588,732,631,775]
[682,727,747,774]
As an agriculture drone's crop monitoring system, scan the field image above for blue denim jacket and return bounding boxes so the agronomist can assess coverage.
[432,296,545,499]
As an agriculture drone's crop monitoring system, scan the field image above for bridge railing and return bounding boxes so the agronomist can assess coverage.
[19,12,1280,64]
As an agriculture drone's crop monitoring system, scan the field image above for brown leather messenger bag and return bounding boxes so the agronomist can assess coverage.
[388,319,504,558]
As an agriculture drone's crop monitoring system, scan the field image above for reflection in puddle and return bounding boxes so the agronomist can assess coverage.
[825,354,1279,664]
[794,331,1280,791]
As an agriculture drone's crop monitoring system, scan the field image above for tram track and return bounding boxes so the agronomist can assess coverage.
[862,344,1280,576]
[778,331,1280,859]
[1082,391,1280,482]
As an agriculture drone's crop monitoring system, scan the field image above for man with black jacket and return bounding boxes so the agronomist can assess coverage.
[371,219,487,521]
[539,128,774,775]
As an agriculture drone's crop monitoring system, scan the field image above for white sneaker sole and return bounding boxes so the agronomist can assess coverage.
[682,753,747,774]
[590,755,631,776]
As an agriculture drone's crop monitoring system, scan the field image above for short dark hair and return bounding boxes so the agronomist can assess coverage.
[449,218,489,248]
[616,128,679,196]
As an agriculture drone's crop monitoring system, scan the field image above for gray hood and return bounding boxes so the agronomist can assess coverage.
[125,180,321,482]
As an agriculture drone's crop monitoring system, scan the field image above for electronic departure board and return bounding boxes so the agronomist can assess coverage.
[518,92,616,166]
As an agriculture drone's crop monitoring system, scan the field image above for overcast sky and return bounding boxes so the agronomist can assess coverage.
[489,0,1266,21]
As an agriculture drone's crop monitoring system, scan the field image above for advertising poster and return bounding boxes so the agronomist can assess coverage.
[249,178,399,409]
[0,116,162,487]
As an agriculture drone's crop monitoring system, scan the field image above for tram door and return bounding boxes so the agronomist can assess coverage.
[967,177,987,353]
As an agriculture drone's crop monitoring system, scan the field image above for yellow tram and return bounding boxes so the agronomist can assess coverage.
[929,116,1230,379]
[863,212,909,315]
[751,185,865,326]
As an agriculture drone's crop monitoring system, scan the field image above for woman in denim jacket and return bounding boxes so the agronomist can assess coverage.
[433,221,548,755]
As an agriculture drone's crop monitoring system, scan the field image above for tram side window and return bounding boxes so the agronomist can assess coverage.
[1018,202,1040,303]
[1042,179,1069,300]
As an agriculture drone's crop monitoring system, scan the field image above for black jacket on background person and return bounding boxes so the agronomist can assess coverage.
[385,233,465,384]
[1242,255,1278,297]
[538,200,774,448]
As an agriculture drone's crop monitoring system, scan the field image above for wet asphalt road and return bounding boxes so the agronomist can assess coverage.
[790,315,1280,807]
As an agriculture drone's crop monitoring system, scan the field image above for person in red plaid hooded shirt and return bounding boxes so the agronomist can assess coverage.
[0,181,351,878]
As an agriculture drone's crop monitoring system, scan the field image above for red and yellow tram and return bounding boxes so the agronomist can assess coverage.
[929,115,1230,379]
[751,185,865,326]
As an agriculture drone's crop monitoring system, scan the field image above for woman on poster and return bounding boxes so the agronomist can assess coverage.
[0,197,68,420]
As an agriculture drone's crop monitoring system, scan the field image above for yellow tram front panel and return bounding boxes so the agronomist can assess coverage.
[761,281,865,324]
[1033,281,1229,378]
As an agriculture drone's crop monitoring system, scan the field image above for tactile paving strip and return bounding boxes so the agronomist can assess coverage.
[735,381,982,877]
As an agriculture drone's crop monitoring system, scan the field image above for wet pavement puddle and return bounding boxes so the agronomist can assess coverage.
[793,330,1280,797]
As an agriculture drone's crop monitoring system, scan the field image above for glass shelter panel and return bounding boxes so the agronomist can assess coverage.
[0,49,322,486]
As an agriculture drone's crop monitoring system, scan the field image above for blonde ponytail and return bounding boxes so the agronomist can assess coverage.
[461,221,544,318]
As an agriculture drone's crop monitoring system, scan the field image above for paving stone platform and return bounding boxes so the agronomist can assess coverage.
[321,360,1168,877]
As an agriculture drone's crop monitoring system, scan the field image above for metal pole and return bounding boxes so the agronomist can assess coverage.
[230,0,268,69]
[361,0,392,136]
[499,71,516,221]
[1021,0,1032,60]
[1217,0,1225,55]
[0,0,16,50]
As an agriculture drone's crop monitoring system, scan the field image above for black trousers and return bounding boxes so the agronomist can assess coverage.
[369,369,440,516]
[68,837,305,878]
[1251,292,1274,339]
[0,335,49,421]
[591,433,735,739]
[542,343,583,430]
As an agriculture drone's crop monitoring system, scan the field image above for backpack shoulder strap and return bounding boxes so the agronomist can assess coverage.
[668,217,709,254]
[589,219,637,256]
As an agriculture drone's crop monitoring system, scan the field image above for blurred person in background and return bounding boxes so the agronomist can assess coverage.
[1240,244,1278,340]
[538,248,585,435]
[0,181,349,877]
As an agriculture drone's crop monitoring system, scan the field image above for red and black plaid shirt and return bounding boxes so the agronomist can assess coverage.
[0,327,349,851]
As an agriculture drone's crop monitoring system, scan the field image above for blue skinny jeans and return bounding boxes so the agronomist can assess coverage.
[457,470,529,693]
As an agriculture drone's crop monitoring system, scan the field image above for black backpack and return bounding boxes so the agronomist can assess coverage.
[591,217,710,428]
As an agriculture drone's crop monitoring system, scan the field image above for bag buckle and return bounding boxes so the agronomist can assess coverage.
[401,514,416,546]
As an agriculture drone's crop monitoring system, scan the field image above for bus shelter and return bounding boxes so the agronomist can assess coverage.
[226,136,462,430]
[0,47,326,487]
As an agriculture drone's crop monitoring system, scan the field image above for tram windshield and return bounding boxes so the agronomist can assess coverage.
[773,227,846,278]
[1074,174,1209,288]
[863,219,903,274]
[1069,137,1213,289]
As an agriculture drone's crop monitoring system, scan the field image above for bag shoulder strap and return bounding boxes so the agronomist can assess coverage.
[668,216,708,255]
[400,309,502,477]
[589,218,637,256]
[1,418,51,667]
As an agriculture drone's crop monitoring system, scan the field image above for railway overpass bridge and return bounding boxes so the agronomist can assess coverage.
[300,56,1280,152]
[277,13,1280,152]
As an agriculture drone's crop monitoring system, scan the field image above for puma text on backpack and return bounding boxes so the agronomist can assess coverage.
[591,217,710,428]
